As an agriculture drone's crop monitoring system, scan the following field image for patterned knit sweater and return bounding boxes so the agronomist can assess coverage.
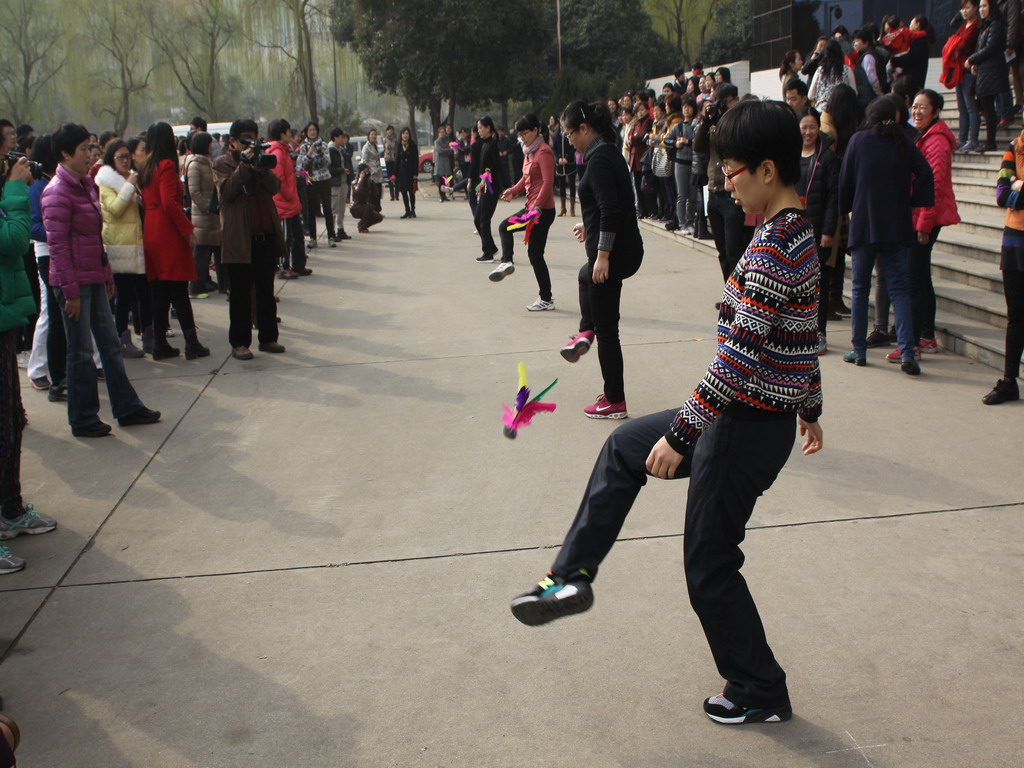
[665,208,823,452]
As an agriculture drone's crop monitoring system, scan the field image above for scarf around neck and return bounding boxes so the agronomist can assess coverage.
[523,135,544,156]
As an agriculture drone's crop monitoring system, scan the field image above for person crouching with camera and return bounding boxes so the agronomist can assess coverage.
[212,120,287,361]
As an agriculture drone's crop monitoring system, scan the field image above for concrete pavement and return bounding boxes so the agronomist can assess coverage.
[1,193,1022,766]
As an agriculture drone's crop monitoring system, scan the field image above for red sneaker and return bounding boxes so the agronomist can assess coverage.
[918,337,939,354]
[886,347,920,363]
[560,330,594,363]
[583,393,627,419]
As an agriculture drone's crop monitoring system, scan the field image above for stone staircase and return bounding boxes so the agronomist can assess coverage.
[640,107,1020,375]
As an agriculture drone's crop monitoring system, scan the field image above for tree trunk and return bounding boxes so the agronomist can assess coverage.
[501,102,509,132]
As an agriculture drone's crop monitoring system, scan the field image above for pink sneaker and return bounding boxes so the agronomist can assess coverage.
[560,330,595,363]
[886,347,921,363]
[918,337,939,354]
[583,393,627,419]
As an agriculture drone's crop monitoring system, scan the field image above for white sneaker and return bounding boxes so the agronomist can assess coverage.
[488,262,515,282]
[16,352,29,369]
[526,299,555,311]
[306,238,316,249]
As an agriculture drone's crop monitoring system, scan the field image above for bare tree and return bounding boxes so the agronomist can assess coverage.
[148,0,236,118]
[0,0,68,124]
[245,0,322,121]
[650,0,720,68]
[85,0,155,135]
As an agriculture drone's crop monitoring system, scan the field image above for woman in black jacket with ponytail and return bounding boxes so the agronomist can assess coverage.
[559,100,644,419]
[967,0,1009,152]
[471,116,508,262]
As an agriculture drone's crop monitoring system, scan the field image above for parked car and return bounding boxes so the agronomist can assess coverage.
[419,152,434,175]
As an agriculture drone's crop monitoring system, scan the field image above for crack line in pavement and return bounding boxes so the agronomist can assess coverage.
[0,358,232,665]
[7,499,1018,594]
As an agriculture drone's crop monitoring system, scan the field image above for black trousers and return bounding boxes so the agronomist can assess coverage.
[475,191,499,256]
[225,239,279,349]
[306,179,336,241]
[577,249,642,404]
[708,190,754,281]
[498,207,556,302]
[550,407,796,709]
[37,257,67,387]
[400,189,416,213]
[113,273,152,335]
[1002,267,1024,378]
[908,228,941,342]
[150,280,195,334]
[284,216,307,271]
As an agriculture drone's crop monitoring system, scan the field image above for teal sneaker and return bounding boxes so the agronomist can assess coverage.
[510,571,594,626]
[0,543,25,574]
[842,350,866,366]
[0,503,57,540]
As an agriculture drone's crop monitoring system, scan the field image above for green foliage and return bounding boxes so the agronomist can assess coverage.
[538,66,609,121]
[560,0,676,84]
[318,100,362,135]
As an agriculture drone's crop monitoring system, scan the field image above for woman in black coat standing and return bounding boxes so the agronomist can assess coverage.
[797,108,840,354]
[559,100,644,420]
[552,123,578,216]
[471,117,507,263]
[395,127,419,219]
[968,0,1009,152]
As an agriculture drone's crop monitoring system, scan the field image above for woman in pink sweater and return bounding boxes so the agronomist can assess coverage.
[493,114,557,311]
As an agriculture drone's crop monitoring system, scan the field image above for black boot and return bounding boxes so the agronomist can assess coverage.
[184,329,210,360]
[152,330,180,360]
[982,377,1019,405]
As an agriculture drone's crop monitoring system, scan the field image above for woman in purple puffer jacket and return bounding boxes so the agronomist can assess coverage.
[41,123,160,438]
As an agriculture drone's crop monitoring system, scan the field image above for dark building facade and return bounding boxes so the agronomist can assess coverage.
[752,0,959,71]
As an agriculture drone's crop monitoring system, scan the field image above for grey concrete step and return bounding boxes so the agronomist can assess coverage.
[931,250,1004,293]
[935,225,1002,264]
[933,275,1007,327]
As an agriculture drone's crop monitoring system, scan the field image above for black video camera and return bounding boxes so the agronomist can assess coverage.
[238,137,277,171]
[5,152,44,181]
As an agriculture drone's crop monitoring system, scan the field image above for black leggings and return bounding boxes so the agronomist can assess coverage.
[578,249,642,403]
[150,280,196,334]
[475,191,499,256]
[113,273,152,335]
[1002,267,1024,378]
[0,330,27,519]
[498,207,557,302]
[400,189,416,213]
[305,179,336,240]
[555,172,576,203]
[978,94,998,146]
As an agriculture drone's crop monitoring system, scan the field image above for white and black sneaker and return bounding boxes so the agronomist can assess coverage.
[526,299,555,311]
[510,571,594,626]
[703,694,792,724]
[489,262,515,281]
[475,253,496,263]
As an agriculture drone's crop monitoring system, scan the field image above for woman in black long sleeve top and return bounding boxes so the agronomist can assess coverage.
[471,117,507,262]
[559,100,644,419]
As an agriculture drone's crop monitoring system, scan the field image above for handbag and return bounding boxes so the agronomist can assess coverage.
[652,147,671,178]
[206,182,220,215]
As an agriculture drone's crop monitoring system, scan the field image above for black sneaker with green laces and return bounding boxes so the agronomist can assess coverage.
[510,571,594,626]
[703,694,792,724]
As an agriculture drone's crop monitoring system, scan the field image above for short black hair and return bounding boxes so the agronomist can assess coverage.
[514,113,541,133]
[713,99,802,186]
[330,127,344,139]
[302,121,319,138]
[798,106,822,125]
[190,131,214,155]
[714,82,739,102]
[102,139,128,168]
[916,88,944,112]
[52,123,91,162]
[785,79,809,98]
[190,116,208,131]
[99,130,118,148]
[29,134,57,175]
[16,123,32,137]
[356,162,368,172]
[265,118,289,141]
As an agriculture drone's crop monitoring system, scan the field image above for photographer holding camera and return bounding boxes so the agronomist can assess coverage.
[693,82,753,282]
[212,119,287,361]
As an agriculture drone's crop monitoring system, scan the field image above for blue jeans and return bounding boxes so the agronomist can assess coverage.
[60,282,144,428]
[956,72,980,144]
[850,245,915,358]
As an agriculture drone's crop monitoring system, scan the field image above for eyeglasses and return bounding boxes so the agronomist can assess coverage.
[718,162,748,182]
[114,154,131,161]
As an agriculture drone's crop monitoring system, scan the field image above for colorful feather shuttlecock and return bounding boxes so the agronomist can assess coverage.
[475,169,494,195]
[505,209,541,241]
[502,362,558,439]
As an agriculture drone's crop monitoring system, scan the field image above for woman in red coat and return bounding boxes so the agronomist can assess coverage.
[909,90,960,354]
[139,122,209,360]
